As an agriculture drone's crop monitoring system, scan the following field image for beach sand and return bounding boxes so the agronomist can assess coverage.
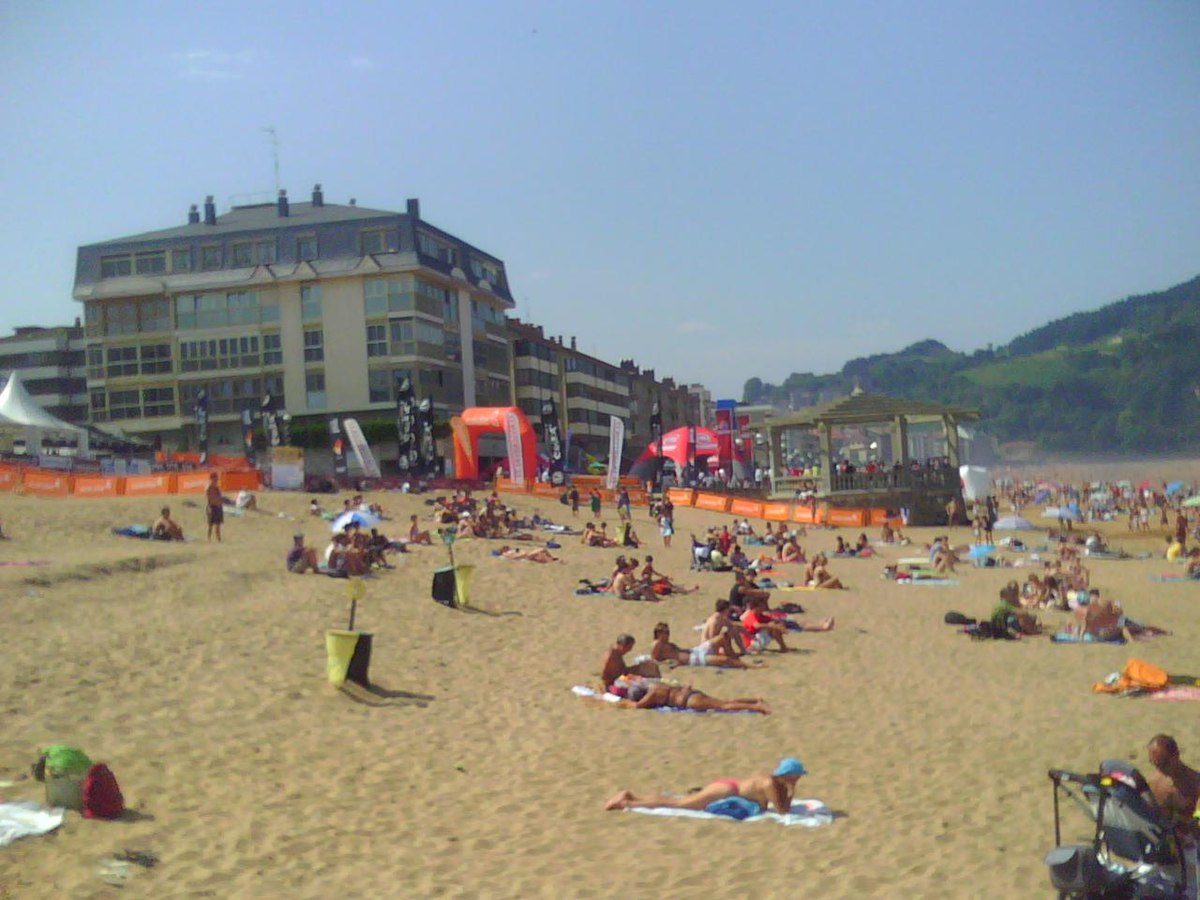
[1,473,1197,898]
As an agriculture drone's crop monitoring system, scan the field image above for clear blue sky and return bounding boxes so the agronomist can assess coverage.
[1,1,1196,400]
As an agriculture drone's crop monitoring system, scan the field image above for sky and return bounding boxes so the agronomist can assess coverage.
[0,1,1197,400]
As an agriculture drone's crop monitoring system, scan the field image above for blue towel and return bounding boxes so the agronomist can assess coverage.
[705,797,763,820]
[545,541,562,549]
[1051,632,1125,644]
[112,525,151,539]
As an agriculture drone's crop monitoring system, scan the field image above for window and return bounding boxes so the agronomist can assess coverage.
[360,230,389,255]
[413,320,443,347]
[142,387,175,417]
[303,329,324,362]
[444,331,461,362]
[140,343,172,375]
[141,298,171,332]
[232,242,254,267]
[86,345,104,377]
[417,232,456,265]
[419,368,443,388]
[180,336,259,372]
[134,251,166,275]
[305,371,326,409]
[106,302,138,336]
[364,277,413,315]
[171,247,191,272]
[105,346,138,378]
[389,320,413,355]
[108,389,140,420]
[255,239,277,265]
[301,284,322,321]
[84,302,104,337]
[201,246,221,270]
[100,255,132,278]
[443,292,459,325]
[263,333,282,366]
[196,292,226,328]
[368,369,391,402]
[366,324,388,357]
[297,236,317,260]
[227,291,260,326]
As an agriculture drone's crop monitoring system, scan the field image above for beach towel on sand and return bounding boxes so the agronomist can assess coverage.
[0,801,65,847]
[624,799,833,828]
[1052,632,1126,645]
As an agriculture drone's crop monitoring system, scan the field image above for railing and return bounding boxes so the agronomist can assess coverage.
[773,468,959,496]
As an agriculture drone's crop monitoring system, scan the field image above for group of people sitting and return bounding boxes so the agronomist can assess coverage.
[582,520,642,549]
[594,555,697,600]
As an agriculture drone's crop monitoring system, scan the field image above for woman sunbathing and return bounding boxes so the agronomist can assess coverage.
[497,545,560,563]
[649,623,752,669]
[611,681,770,714]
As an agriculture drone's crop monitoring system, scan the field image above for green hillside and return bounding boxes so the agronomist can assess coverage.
[743,275,1200,453]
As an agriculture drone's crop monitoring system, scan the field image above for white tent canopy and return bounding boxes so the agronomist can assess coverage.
[0,371,88,453]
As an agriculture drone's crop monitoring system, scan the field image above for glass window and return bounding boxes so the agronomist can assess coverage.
[140,343,172,374]
[255,240,277,264]
[108,389,141,420]
[171,247,191,272]
[297,236,317,260]
[443,293,459,324]
[106,302,139,336]
[196,292,226,328]
[303,329,324,362]
[232,242,253,267]
[100,255,132,278]
[414,321,443,346]
[227,291,260,326]
[86,345,104,378]
[141,298,171,332]
[90,390,106,411]
[417,232,456,264]
[305,371,326,409]
[142,387,175,417]
[301,284,322,321]
[444,332,461,362]
[366,324,388,357]
[201,245,221,270]
[360,230,387,255]
[135,251,166,275]
[263,333,282,365]
[389,320,413,356]
[368,368,391,403]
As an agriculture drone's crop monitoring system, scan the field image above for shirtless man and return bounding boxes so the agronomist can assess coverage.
[1075,596,1170,641]
[611,563,658,601]
[703,600,747,655]
[640,556,698,595]
[649,623,749,669]
[1144,735,1200,846]
[804,553,845,589]
[609,681,770,715]
[152,506,185,541]
[205,473,224,542]
[600,634,660,691]
[605,757,806,811]
[497,545,560,563]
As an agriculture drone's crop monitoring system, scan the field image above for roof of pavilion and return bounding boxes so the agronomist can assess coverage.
[765,391,980,429]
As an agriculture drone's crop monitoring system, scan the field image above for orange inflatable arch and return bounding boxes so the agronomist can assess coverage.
[451,407,538,482]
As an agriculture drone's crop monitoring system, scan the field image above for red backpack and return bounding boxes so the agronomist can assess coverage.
[82,763,125,820]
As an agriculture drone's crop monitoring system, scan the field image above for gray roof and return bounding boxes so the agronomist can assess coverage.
[82,201,400,248]
[769,392,980,428]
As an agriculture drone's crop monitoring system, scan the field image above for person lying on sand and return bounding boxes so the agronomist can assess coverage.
[1072,596,1170,641]
[601,634,660,692]
[497,545,560,563]
[604,681,770,715]
[743,597,833,653]
[649,623,754,669]
[640,556,699,595]
[605,757,806,812]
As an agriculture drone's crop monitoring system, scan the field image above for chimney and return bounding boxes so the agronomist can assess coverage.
[187,204,200,225]
[349,198,356,206]
[312,183,324,207]
[570,336,577,350]
[406,198,420,218]
[277,189,289,217]
[203,195,217,226]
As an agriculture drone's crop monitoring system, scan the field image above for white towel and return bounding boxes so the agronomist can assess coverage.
[0,801,65,847]
[626,798,834,828]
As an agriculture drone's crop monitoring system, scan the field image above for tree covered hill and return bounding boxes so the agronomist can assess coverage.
[742,274,1200,453]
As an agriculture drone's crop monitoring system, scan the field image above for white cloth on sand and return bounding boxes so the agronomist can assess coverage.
[0,801,65,847]
[625,799,834,828]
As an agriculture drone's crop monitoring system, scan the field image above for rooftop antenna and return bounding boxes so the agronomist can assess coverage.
[263,126,280,194]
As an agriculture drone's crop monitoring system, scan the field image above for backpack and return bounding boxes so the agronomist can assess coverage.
[944,611,976,626]
[82,763,125,820]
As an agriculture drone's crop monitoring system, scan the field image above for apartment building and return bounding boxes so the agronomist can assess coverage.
[687,383,714,429]
[0,325,88,423]
[72,187,514,447]
[619,360,691,448]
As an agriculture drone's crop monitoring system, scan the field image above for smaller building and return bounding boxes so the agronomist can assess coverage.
[0,324,89,424]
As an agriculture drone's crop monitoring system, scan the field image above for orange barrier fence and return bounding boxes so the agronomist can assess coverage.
[0,465,19,489]
[693,492,731,513]
[826,507,867,527]
[667,488,695,508]
[22,470,71,496]
[762,502,791,521]
[729,499,764,519]
[0,464,261,498]
[175,472,214,494]
[71,475,122,497]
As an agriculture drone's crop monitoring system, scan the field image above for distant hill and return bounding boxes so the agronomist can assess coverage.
[743,274,1200,453]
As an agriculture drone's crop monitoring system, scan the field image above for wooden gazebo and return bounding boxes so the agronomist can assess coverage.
[764,391,980,522]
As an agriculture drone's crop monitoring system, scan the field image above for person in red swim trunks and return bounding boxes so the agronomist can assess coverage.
[604,757,808,812]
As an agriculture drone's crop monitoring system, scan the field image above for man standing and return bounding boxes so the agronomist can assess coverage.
[205,473,224,542]
[616,487,631,522]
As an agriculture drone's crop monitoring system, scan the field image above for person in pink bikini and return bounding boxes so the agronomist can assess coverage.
[605,757,807,812]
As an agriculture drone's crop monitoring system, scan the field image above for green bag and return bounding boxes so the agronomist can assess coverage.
[42,745,92,778]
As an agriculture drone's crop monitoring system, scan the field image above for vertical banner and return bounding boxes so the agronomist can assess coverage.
[342,418,382,479]
[195,389,209,465]
[261,394,281,447]
[714,402,735,475]
[328,417,349,478]
[395,375,417,473]
[605,415,625,490]
[502,409,525,484]
[541,397,565,485]
[241,407,256,466]
[417,398,438,476]
[279,413,292,447]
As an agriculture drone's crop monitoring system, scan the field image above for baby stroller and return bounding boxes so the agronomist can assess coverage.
[1045,760,1193,898]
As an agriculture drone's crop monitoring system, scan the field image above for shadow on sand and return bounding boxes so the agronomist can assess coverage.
[338,682,436,708]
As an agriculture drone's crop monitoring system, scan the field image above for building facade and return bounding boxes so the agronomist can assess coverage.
[72,188,514,448]
[0,325,88,424]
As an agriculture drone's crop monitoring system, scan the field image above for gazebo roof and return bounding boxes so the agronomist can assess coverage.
[767,391,980,429]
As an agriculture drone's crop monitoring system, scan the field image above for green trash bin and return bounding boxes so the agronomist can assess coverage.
[325,629,373,687]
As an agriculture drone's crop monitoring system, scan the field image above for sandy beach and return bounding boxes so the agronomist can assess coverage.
[1,466,1198,898]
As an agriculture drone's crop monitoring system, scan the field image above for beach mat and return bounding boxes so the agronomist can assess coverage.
[0,801,65,847]
[625,799,833,828]
[1152,574,1197,583]
[571,685,758,714]
[895,578,959,587]
[1051,632,1126,645]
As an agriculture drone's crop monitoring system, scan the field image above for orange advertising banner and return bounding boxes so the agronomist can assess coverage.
[71,475,121,497]
[22,470,71,496]
[175,471,215,494]
[0,465,20,490]
[827,508,868,527]
[123,474,175,495]
[729,499,765,519]
[693,493,731,513]
[666,488,695,507]
[762,502,791,521]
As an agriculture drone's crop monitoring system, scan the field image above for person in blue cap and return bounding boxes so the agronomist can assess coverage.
[605,757,807,813]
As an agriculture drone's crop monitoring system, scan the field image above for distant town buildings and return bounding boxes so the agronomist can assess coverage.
[0,324,88,424]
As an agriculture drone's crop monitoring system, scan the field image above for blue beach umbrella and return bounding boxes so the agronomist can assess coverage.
[331,510,382,533]
[968,544,995,560]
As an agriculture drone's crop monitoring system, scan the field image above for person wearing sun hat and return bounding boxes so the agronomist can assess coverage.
[605,757,808,813]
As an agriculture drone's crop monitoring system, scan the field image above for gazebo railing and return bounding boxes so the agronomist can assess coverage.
[773,468,959,496]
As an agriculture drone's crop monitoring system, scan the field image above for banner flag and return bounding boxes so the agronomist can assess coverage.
[261,394,281,447]
[417,398,438,475]
[503,410,526,484]
[328,417,349,478]
[195,389,209,465]
[342,418,382,479]
[241,407,255,466]
[605,415,625,490]
[395,375,417,473]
